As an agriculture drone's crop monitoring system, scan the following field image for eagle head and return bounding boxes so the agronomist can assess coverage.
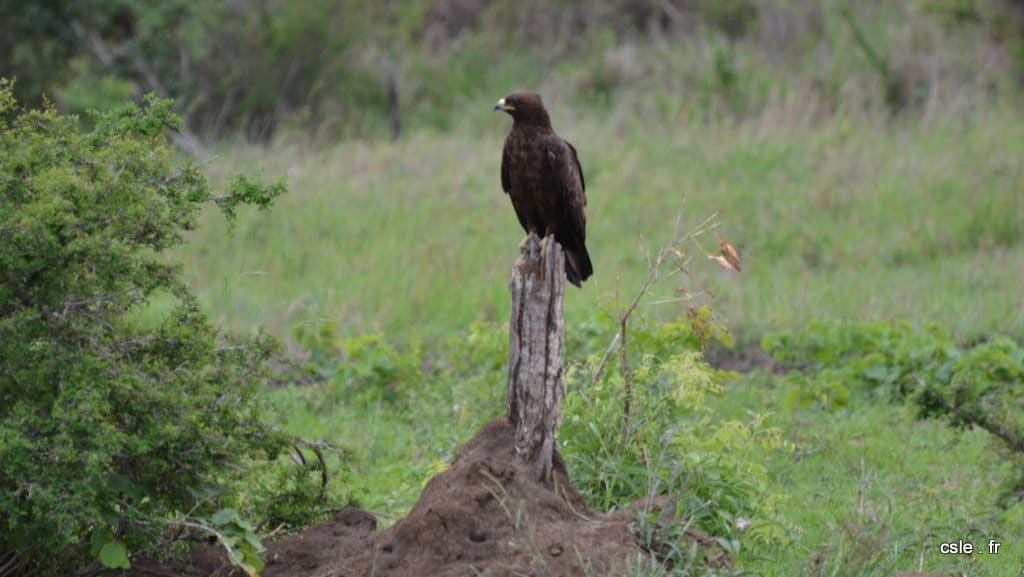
[494,93,550,127]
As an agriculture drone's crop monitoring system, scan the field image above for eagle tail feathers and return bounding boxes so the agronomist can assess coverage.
[563,246,592,289]
[576,245,593,281]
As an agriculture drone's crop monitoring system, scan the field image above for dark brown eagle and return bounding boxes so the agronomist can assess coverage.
[494,92,593,287]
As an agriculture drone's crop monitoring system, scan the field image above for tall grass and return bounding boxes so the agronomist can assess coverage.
[177,97,1024,348]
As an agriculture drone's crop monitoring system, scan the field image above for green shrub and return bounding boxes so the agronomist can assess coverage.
[561,313,787,552]
[764,320,1024,503]
[0,80,287,575]
[235,443,356,533]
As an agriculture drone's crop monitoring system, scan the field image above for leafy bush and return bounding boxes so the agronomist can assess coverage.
[294,324,424,408]
[293,319,509,415]
[561,313,787,552]
[0,80,287,575]
[764,320,1024,502]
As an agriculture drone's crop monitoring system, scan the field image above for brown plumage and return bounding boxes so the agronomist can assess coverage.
[494,92,593,287]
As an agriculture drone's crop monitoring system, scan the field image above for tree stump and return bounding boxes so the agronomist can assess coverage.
[507,233,566,484]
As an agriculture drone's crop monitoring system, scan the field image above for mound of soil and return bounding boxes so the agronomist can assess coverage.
[133,417,728,576]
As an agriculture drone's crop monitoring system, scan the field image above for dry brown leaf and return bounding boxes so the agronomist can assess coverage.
[719,240,742,271]
[707,253,737,271]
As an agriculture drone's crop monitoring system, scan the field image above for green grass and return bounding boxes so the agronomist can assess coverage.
[178,102,1024,347]
[264,364,505,516]
[711,372,1024,576]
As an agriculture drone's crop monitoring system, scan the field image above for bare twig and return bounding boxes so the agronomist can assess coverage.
[164,520,238,566]
[602,211,720,434]
[589,331,620,388]
[263,522,287,538]
[0,551,25,577]
[62,287,142,313]
[215,344,251,353]
[206,193,244,204]
[138,568,186,577]
[294,438,331,503]
[616,253,659,430]
[916,377,1024,454]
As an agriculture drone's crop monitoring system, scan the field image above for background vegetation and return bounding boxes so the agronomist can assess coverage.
[3,0,1024,575]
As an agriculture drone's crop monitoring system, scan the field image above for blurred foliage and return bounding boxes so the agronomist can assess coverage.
[0,80,297,575]
[3,0,1024,141]
[763,320,1024,504]
[293,325,424,407]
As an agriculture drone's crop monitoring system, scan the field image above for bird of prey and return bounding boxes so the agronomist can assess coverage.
[494,92,593,288]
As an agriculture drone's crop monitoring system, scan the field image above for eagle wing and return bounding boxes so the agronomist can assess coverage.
[545,137,587,242]
[567,140,585,199]
[501,144,511,194]
[501,140,529,232]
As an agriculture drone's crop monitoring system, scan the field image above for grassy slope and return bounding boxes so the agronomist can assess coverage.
[181,104,1024,347]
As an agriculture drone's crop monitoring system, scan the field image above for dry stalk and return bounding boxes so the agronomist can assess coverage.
[588,212,721,436]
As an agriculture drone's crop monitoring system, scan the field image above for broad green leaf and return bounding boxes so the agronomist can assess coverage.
[244,532,265,551]
[211,508,240,526]
[89,527,113,557]
[98,541,130,569]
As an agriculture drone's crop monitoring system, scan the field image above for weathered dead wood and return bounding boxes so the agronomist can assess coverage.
[507,233,566,484]
[70,20,208,159]
[387,73,401,142]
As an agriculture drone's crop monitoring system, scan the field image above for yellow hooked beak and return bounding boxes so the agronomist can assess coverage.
[494,98,515,112]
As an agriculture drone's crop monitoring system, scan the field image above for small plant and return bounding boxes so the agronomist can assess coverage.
[557,212,785,562]
[629,508,741,577]
[562,333,787,543]
[803,516,895,577]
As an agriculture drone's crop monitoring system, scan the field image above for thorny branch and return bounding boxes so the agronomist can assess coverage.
[292,438,332,504]
[61,287,144,316]
[916,377,1024,455]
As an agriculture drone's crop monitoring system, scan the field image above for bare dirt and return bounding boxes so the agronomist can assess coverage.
[132,417,729,577]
